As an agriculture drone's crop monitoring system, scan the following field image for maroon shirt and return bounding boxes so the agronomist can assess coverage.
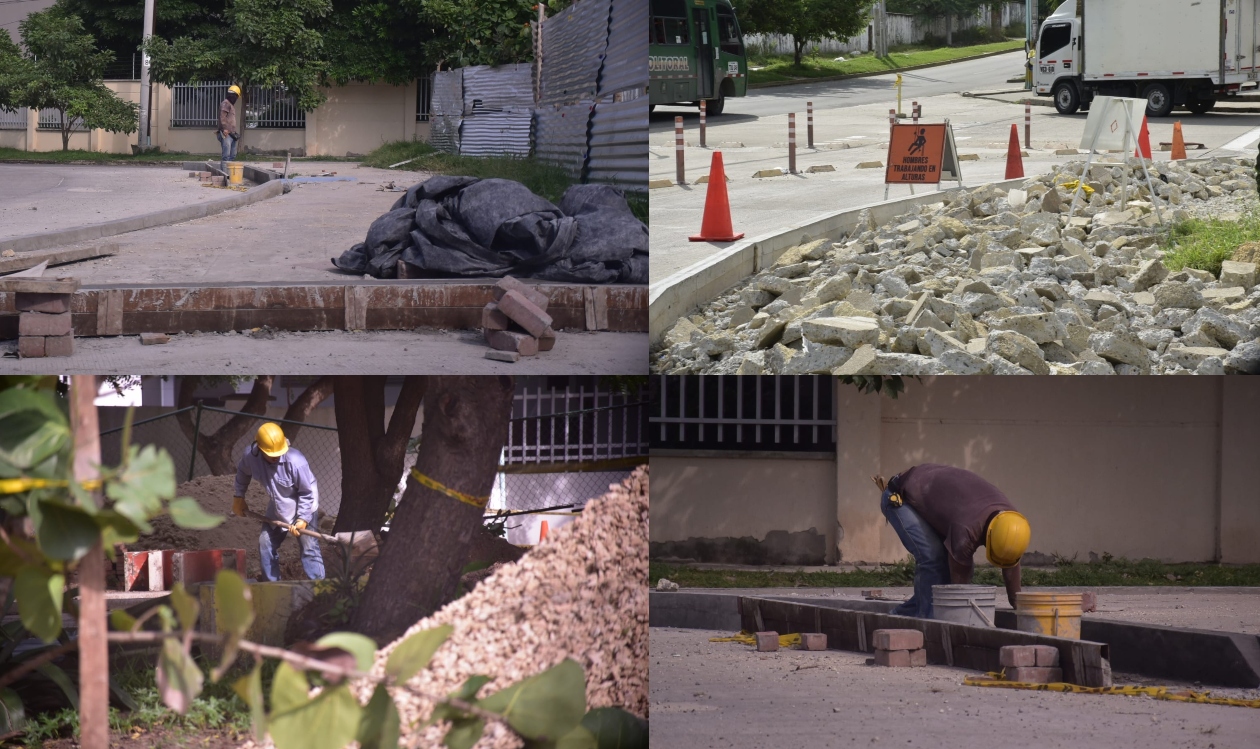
[891,464,1017,566]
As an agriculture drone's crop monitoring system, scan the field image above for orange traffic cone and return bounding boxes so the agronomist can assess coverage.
[1171,121,1188,160]
[1134,116,1152,159]
[1005,124,1024,179]
[539,520,549,541]
[689,151,744,242]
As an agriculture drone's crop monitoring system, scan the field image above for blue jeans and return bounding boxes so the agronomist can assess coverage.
[217,131,238,172]
[258,524,325,582]
[881,487,949,619]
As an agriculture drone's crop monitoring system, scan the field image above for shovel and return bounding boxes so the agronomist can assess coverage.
[242,508,342,545]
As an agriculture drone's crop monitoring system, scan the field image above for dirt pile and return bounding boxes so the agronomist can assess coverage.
[128,474,335,581]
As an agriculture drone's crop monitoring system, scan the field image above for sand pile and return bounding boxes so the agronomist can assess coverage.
[128,474,335,581]
[237,465,648,749]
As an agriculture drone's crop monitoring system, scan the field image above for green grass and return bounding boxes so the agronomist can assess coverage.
[361,140,647,223]
[1161,208,1260,278]
[0,146,357,165]
[650,558,1260,589]
[748,39,1025,86]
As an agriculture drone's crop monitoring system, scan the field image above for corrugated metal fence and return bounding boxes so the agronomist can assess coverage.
[431,63,534,157]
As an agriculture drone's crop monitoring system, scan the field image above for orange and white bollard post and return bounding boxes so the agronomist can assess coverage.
[788,113,797,174]
[1024,101,1031,150]
[912,101,919,124]
[807,101,814,148]
[675,116,686,185]
[699,99,707,148]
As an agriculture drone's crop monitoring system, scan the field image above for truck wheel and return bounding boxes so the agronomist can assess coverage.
[1053,82,1080,115]
[1143,83,1174,118]
[1187,99,1216,115]
[705,90,726,116]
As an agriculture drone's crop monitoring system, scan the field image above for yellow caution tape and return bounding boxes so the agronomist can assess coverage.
[0,477,102,494]
[710,630,803,648]
[409,468,490,509]
[964,673,1260,709]
[1059,179,1095,196]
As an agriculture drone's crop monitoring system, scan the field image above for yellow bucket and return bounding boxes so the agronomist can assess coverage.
[1014,591,1083,640]
[227,162,244,185]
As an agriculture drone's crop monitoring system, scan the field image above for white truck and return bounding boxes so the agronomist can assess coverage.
[1034,0,1260,117]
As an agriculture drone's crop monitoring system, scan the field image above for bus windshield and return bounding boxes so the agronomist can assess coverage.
[716,4,743,56]
[651,0,690,46]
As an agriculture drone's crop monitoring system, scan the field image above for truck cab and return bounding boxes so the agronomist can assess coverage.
[1033,1,1085,114]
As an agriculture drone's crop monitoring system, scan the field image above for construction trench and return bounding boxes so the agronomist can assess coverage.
[650,589,1260,748]
[0,161,648,365]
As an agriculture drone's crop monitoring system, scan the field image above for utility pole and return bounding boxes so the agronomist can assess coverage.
[137,0,155,147]
[1025,0,1034,90]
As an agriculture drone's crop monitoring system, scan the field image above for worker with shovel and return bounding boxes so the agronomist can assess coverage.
[217,85,241,173]
[872,464,1029,618]
[232,422,325,581]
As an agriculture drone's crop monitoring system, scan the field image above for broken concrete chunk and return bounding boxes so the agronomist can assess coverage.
[801,316,880,348]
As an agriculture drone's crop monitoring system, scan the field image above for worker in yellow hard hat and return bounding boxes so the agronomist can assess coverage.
[871,464,1029,618]
[232,422,324,581]
[217,84,242,173]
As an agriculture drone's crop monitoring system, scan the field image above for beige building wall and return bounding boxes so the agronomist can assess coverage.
[18,80,429,157]
[652,378,1260,567]
[651,454,836,565]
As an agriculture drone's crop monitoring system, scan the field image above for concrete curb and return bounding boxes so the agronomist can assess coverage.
[0,179,285,255]
[747,46,1024,91]
[649,176,1027,345]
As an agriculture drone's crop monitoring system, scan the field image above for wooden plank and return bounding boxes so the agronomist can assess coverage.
[7,260,48,277]
[97,290,124,335]
[345,285,369,331]
[0,244,116,275]
[0,277,80,294]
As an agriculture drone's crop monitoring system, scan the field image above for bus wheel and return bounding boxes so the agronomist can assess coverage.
[705,91,725,116]
[1053,82,1079,115]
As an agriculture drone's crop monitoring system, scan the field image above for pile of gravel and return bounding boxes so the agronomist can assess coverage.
[654,157,1260,375]
[238,465,648,749]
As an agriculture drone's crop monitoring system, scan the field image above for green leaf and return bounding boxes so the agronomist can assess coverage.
[34,663,79,711]
[232,662,267,742]
[316,631,377,672]
[156,637,203,714]
[106,444,176,529]
[168,496,225,530]
[33,500,100,562]
[0,536,35,577]
[156,605,177,633]
[109,609,137,632]
[431,674,493,725]
[0,388,70,471]
[0,688,26,734]
[452,674,491,702]
[384,624,452,683]
[479,659,586,741]
[109,674,139,712]
[442,717,484,749]
[15,566,64,643]
[270,683,362,749]
[170,583,200,634]
[356,684,400,749]
[269,662,310,716]
[214,569,254,638]
[555,725,598,749]
[95,509,142,547]
[581,708,648,749]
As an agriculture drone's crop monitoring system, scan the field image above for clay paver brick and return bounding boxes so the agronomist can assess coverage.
[1081,591,1097,612]
[909,648,927,667]
[1000,645,1036,668]
[755,632,779,652]
[799,633,827,651]
[17,336,45,358]
[485,350,520,363]
[482,303,510,331]
[15,292,71,314]
[44,334,73,357]
[1033,645,1060,667]
[873,629,924,651]
[1007,666,1063,683]
[497,289,554,337]
[494,276,549,311]
[538,328,557,351]
[874,649,911,667]
[485,329,539,356]
[19,311,71,337]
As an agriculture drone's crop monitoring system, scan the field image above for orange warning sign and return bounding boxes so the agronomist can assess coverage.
[886,123,946,184]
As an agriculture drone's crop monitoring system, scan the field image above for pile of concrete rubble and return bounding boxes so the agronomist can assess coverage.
[654,157,1260,375]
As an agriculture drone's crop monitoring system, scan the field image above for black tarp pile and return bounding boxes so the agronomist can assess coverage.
[333,176,648,284]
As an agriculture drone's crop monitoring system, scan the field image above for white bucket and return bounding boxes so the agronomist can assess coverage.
[931,584,997,627]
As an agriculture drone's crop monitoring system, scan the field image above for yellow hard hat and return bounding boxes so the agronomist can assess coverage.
[256,422,289,457]
[985,511,1030,568]
[227,85,242,96]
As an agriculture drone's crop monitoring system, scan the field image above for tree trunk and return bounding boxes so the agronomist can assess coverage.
[61,110,71,151]
[70,375,108,749]
[280,376,334,442]
[351,376,515,643]
[330,376,426,534]
[946,15,953,46]
[174,376,275,475]
[793,36,805,66]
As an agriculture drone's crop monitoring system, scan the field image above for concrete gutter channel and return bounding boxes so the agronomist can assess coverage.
[650,591,1260,688]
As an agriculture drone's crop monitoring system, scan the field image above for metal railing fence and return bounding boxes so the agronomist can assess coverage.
[171,81,306,129]
[37,109,85,132]
[651,375,837,453]
[0,107,28,131]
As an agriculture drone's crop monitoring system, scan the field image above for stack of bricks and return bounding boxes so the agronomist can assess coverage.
[192,170,225,186]
[14,283,76,358]
[482,276,557,363]
[753,631,827,652]
[999,644,1062,683]
[872,628,927,667]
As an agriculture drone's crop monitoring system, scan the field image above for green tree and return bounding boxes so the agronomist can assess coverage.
[144,0,332,152]
[734,0,877,66]
[52,0,229,74]
[888,0,987,46]
[0,10,138,151]
[420,0,537,68]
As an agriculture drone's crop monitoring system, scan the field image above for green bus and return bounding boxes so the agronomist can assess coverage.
[649,0,748,115]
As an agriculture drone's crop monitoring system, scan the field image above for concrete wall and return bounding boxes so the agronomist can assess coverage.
[652,378,1260,566]
[651,454,837,565]
[8,80,429,157]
